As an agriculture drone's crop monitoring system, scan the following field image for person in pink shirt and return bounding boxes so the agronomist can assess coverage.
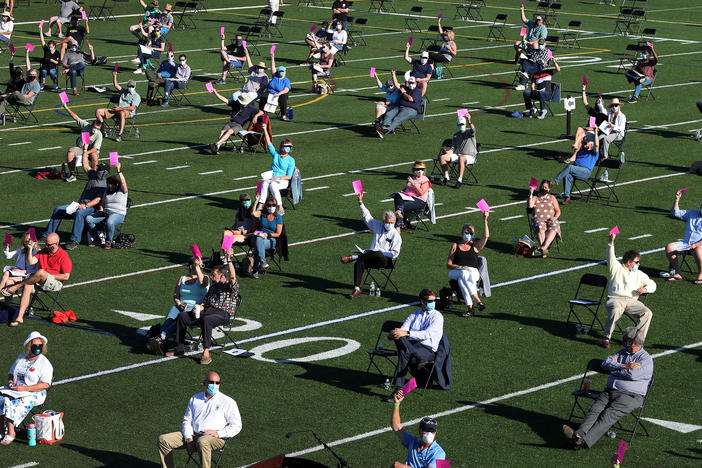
[393,161,431,230]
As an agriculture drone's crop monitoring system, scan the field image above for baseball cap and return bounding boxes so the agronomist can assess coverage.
[127,79,137,87]
[419,417,438,432]
[420,51,429,58]
[457,116,467,125]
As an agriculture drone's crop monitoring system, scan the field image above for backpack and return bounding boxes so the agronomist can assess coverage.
[112,233,136,249]
[438,287,454,310]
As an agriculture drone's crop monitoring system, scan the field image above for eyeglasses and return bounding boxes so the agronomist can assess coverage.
[632,260,640,264]
[206,380,220,384]
[413,168,424,172]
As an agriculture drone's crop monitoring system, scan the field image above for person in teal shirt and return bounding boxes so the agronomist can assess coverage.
[258,130,295,215]
[514,3,547,62]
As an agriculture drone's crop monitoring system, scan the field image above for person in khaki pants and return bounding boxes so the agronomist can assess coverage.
[602,233,656,349]
[157,372,241,468]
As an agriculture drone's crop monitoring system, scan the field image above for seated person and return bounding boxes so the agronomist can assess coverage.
[222,193,257,246]
[0,331,53,445]
[664,190,702,283]
[514,46,551,91]
[310,43,334,93]
[259,49,290,121]
[3,53,25,96]
[562,327,653,450]
[230,47,269,104]
[522,56,560,119]
[216,33,245,84]
[160,53,190,107]
[1,232,39,291]
[166,253,240,365]
[391,395,446,466]
[46,0,81,38]
[129,0,161,37]
[62,101,103,181]
[249,196,283,278]
[145,52,177,104]
[551,133,599,204]
[340,192,402,299]
[528,180,561,257]
[38,27,61,90]
[372,75,400,127]
[625,43,657,103]
[59,13,94,63]
[257,131,295,215]
[301,21,331,65]
[428,17,457,65]
[155,3,173,35]
[1,233,72,327]
[385,288,443,400]
[0,11,13,44]
[332,0,349,30]
[131,26,165,74]
[377,69,423,138]
[514,5,546,62]
[0,66,39,127]
[404,46,433,95]
[581,83,608,128]
[599,98,626,158]
[61,39,94,96]
[447,214,489,317]
[148,256,209,355]
[438,114,477,188]
[330,20,347,54]
[95,72,141,142]
[393,161,430,230]
[85,164,128,249]
[208,89,264,155]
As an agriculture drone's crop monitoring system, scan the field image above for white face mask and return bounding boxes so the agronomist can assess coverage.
[611,105,619,112]
[408,83,416,90]
[458,124,466,131]
[420,57,428,65]
[128,86,136,93]
[267,206,276,214]
[180,60,186,65]
[421,432,435,444]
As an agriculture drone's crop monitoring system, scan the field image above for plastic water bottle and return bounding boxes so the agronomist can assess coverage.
[287,106,293,120]
[384,379,391,390]
[375,286,381,297]
[696,129,701,139]
[607,431,616,438]
[602,170,609,182]
[620,152,625,163]
[28,423,36,446]
[369,281,376,296]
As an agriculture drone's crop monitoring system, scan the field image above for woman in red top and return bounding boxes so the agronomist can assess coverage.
[393,160,431,230]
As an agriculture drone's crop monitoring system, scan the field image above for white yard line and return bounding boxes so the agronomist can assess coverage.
[165,165,190,170]
[499,215,524,221]
[584,227,609,233]
[8,463,40,468]
[305,186,329,191]
[37,146,62,151]
[233,175,258,180]
[133,160,157,165]
[628,234,653,240]
[8,141,31,146]
[199,170,223,175]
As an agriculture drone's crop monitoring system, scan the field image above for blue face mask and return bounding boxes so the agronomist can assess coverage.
[425,301,436,311]
[631,265,639,272]
[206,384,219,395]
[282,146,292,154]
[641,53,647,60]
[31,344,43,355]
[384,223,394,232]
[463,233,473,242]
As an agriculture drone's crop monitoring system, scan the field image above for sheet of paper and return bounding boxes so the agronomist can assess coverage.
[436,461,450,468]
[221,235,234,251]
[609,226,620,235]
[82,10,88,20]
[59,91,69,104]
[457,109,468,117]
[139,44,152,55]
[25,43,35,52]
[65,201,80,215]
[220,26,225,36]
[260,170,273,180]
[114,62,119,72]
[109,152,119,165]
[529,177,538,189]
[588,116,596,127]
[81,131,90,145]
[520,27,526,36]
[476,198,490,213]
[598,121,612,135]
[190,244,202,259]
[205,82,215,93]
[28,228,36,242]
[0,387,33,399]
[408,36,413,46]
[4,232,11,245]
[370,67,375,77]
[352,180,363,195]
[270,44,276,55]
[582,74,588,86]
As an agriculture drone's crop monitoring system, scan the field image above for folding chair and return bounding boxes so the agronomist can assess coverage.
[628,9,646,36]
[368,0,395,13]
[561,21,582,48]
[644,68,657,102]
[63,68,86,92]
[362,257,399,293]
[568,358,654,445]
[430,138,457,181]
[184,438,230,467]
[565,273,608,331]
[419,25,442,51]
[404,6,424,33]
[617,44,641,72]
[270,11,285,38]
[455,1,484,21]
[638,27,656,43]
[279,167,301,211]
[526,204,561,253]
[348,17,368,47]
[87,0,117,21]
[103,103,141,140]
[174,1,198,30]
[261,225,288,273]
[609,122,629,159]
[613,8,635,35]
[398,98,427,134]
[405,188,437,233]
[584,158,623,205]
[426,45,454,77]
[542,2,562,29]
[92,198,132,243]
[544,81,561,117]
[27,282,70,317]
[187,295,242,355]
[315,66,335,94]
[238,25,263,56]
[167,79,193,106]
[545,34,559,49]
[366,320,403,381]
[487,14,507,42]
[6,96,40,125]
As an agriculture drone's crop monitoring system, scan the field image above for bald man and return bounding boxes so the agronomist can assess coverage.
[1,233,72,327]
[157,372,242,468]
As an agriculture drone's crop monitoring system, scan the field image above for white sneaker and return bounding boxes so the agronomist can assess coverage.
[58,33,65,39]
[133,68,144,74]
[45,31,52,37]
[515,84,526,91]
[130,58,141,65]
[537,109,548,119]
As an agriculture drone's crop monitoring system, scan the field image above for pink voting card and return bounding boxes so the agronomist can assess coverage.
[149,18,156,25]
[25,43,35,52]
[583,74,588,86]
[256,181,263,196]
[646,41,653,48]
[221,235,235,251]
[4,232,12,245]
[352,180,363,195]
[9,44,15,54]
[220,26,225,36]
[522,0,527,6]
[529,177,538,189]
[616,439,628,462]
[610,226,620,236]
[588,116,596,128]
[82,10,88,20]
[270,44,276,55]
[28,228,37,242]
[370,67,375,77]
[190,244,202,259]
[109,152,119,165]
[547,49,553,59]
[205,82,215,93]
[168,42,173,53]
[679,188,688,194]
[401,378,417,396]
[476,198,490,213]
[242,40,247,48]
[408,36,413,46]
[81,132,90,145]
[436,461,450,468]
[457,109,468,117]
[310,25,317,33]
[114,62,119,73]
[438,13,443,20]
[520,27,526,36]
[39,20,45,29]
[59,92,69,104]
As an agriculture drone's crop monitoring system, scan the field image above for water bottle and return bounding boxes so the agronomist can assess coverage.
[696,129,701,139]
[135,127,140,138]
[28,423,36,446]
[602,170,609,182]
[375,286,381,297]
[620,151,625,163]
[369,281,376,296]
[384,379,391,391]
[607,431,616,438]
[287,106,293,120]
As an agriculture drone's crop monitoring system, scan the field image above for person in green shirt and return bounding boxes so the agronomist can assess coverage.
[514,3,547,63]
[94,72,141,141]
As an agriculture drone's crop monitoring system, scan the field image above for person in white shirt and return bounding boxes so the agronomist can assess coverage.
[340,192,402,299]
[330,21,347,54]
[0,11,14,43]
[602,232,656,349]
[599,98,627,158]
[384,288,444,402]
[1,231,39,291]
[157,372,242,468]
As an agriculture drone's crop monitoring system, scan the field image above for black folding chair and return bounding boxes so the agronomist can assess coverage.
[26,282,69,316]
[368,0,395,13]
[565,273,608,331]
[185,438,230,467]
[617,44,641,72]
[271,11,285,38]
[397,98,427,135]
[103,103,141,140]
[487,14,507,42]
[188,296,242,355]
[584,158,623,205]
[455,1,484,21]
[366,320,403,381]
[561,21,582,48]
[362,257,399,293]
[644,68,657,101]
[419,25,442,51]
[348,17,368,47]
[404,6,423,33]
[173,1,198,30]
[6,96,40,125]
[87,0,117,21]
[542,2,562,28]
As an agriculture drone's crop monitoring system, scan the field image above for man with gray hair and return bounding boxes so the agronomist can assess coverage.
[562,327,653,450]
[0,62,40,126]
[340,192,402,299]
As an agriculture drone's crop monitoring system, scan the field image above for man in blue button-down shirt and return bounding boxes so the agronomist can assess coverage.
[664,190,702,282]
[562,327,653,449]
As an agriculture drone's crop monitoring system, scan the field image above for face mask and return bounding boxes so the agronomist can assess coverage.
[128,86,136,94]
[611,106,619,112]
[235,39,242,46]
[463,233,473,242]
[384,223,393,232]
[458,124,466,131]
[337,25,343,30]
[425,301,436,311]
[30,344,43,355]
[28,75,36,81]
[641,53,647,60]
[267,206,276,214]
[420,58,428,65]
[421,432,435,444]
[279,72,286,78]
[180,60,186,65]
[540,188,549,195]
[443,35,448,41]
[70,47,77,52]
[206,383,219,395]
[408,84,416,90]
[282,146,292,154]
[631,265,639,272]
[242,200,251,209]
[49,47,55,51]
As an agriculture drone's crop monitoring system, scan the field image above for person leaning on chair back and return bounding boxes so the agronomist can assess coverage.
[562,327,653,450]
[390,390,446,468]
[157,371,242,468]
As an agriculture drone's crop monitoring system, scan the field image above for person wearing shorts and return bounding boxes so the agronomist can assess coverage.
[95,73,141,142]
[438,114,477,188]
[46,0,81,38]
[209,90,264,154]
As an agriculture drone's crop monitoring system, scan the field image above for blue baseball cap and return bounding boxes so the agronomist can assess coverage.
[277,66,286,72]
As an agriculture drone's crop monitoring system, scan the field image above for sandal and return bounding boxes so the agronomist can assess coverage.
[476,302,486,311]
[666,274,683,281]
[694,279,702,285]
[200,355,212,365]
[0,435,15,445]
[9,320,22,327]
[0,288,13,297]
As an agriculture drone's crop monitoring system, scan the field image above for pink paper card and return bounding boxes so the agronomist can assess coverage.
[4,232,12,245]
[28,228,37,242]
[190,244,202,259]
[82,10,88,20]
[522,0,527,6]
[588,116,596,127]
[39,20,45,29]
[242,40,247,49]
[679,188,688,194]
[547,49,553,58]
[221,235,235,251]
[310,25,317,33]
[529,177,538,189]
[646,41,652,48]
[352,180,363,195]
[610,226,620,236]
[25,43,35,52]
[114,62,119,73]
[205,82,215,93]
[168,42,173,53]
[370,67,375,77]
[81,132,90,145]
[256,181,263,196]
[9,44,14,54]
[582,74,588,86]
[109,151,119,165]
[59,91,69,104]
[220,26,225,36]
[457,109,468,117]
[476,198,490,213]
[408,36,413,46]
[616,439,628,462]
[438,13,443,20]
[436,461,450,468]
[520,27,526,36]
[150,18,156,25]
[270,44,276,54]
[401,378,417,396]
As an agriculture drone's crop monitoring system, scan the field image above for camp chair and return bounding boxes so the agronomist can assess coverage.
[644,68,657,101]
[565,273,608,331]
[408,333,450,394]
[561,20,582,48]
[228,115,270,153]
[362,257,399,293]
[173,1,198,30]
[568,358,654,445]
[6,95,40,125]
[26,282,70,317]
[617,44,642,72]
[404,6,424,33]
[487,14,507,42]
[398,98,427,134]
[366,320,403,381]
[348,17,368,47]
[187,295,242,355]
[184,438,230,467]
[584,158,623,205]
[544,81,562,117]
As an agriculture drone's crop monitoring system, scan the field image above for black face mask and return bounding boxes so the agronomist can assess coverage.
[31,344,43,356]
[28,75,37,82]
[235,39,242,46]
[539,188,549,195]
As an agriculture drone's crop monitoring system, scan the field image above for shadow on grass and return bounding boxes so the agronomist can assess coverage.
[291,361,391,397]
[137,247,193,264]
[665,447,702,460]
[62,443,157,467]
[488,311,592,342]
[312,213,368,231]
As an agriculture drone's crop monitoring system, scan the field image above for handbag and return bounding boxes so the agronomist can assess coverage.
[33,410,65,445]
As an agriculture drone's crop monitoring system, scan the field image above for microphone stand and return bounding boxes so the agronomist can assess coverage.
[310,431,349,468]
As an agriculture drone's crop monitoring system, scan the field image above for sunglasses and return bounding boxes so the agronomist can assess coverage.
[413,168,424,172]
[45,242,58,247]
[206,380,220,384]
[632,260,640,264]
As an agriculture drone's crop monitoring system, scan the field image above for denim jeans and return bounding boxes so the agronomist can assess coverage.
[163,79,184,98]
[383,106,419,132]
[45,204,95,243]
[625,71,652,98]
[553,164,592,197]
[393,194,426,227]
[161,304,194,341]
[519,60,540,85]
[523,87,552,112]
[86,211,126,242]
[254,237,276,270]
[68,62,86,89]
[41,68,59,86]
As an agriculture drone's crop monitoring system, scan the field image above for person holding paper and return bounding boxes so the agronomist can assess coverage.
[62,101,103,182]
[438,114,477,188]
[0,65,39,126]
[166,252,240,363]
[573,83,608,148]
[664,190,702,283]
[625,44,657,103]
[3,50,25,97]
[514,5,546,62]
[599,98,626,158]
[528,180,560,257]
[46,0,81,38]
[258,48,290,121]
[0,11,13,44]
[132,24,165,74]
[85,163,128,249]
[1,232,39,292]
[447,214,489,316]
[38,27,61,90]
[257,131,295,215]
[148,256,209,355]
[340,192,401,299]
[404,48,433,96]
[301,22,331,66]
[377,68,423,138]
[330,21,347,53]
[222,193,257,245]
[1,233,72,327]
[208,90,263,155]
[216,34,246,84]
[310,43,334,93]
[391,392,446,468]
[563,327,653,449]
[129,0,161,36]
[392,161,431,230]
[249,196,284,278]
[521,56,559,119]
[601,232,656,349]
[229,47,269,103]
[145,51,177,104]
[373,75,401,126]
[160,53,190,107]
[428,17,456,65]
[60,39,93,95]
[58,13,91,61]
[0,331,53,445]
[95,73,141,142]
[550,132,598,204]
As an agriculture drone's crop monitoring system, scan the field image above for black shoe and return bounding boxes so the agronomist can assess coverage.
[210,143,219,155]
[455,180,462,189]
[440,177,448,186]
[627,96,638,103]
[462,306,474,317]
[476,302,485,311]
[376,127,385,139]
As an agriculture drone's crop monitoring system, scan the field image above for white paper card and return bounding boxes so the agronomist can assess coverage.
[65,201,80,215]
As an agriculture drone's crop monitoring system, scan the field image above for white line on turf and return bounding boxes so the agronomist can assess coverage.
[165,165,190,170]
[233,175,257,180]
[584,227,608,233]
[342,191,365,197]
[628,234,653,240]
[8,463,39,468]
[37,146,62,151]
[8,141,31,146]
[499,215,524,221]
[199,170,223,175]
[380,198,393,202]
[433,98,449,101]
[305,186,329,191]
[133,160,157,165]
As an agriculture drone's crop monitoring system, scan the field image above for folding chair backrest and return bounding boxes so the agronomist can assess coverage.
[641,28,656,36]
[380,320,403,333]
[410,6,422,13]
[568,20,581,28]
[427,25,440,33]
[495,14,507,23]
[355,18,367,25]
[549,82,561,103]
[574,274,608,302]
[586,357,605,374]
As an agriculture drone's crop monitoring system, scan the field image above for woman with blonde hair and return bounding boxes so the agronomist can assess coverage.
[428,18,457,65]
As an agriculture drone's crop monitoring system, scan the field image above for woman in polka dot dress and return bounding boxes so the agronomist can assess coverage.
[528,179,561,258]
